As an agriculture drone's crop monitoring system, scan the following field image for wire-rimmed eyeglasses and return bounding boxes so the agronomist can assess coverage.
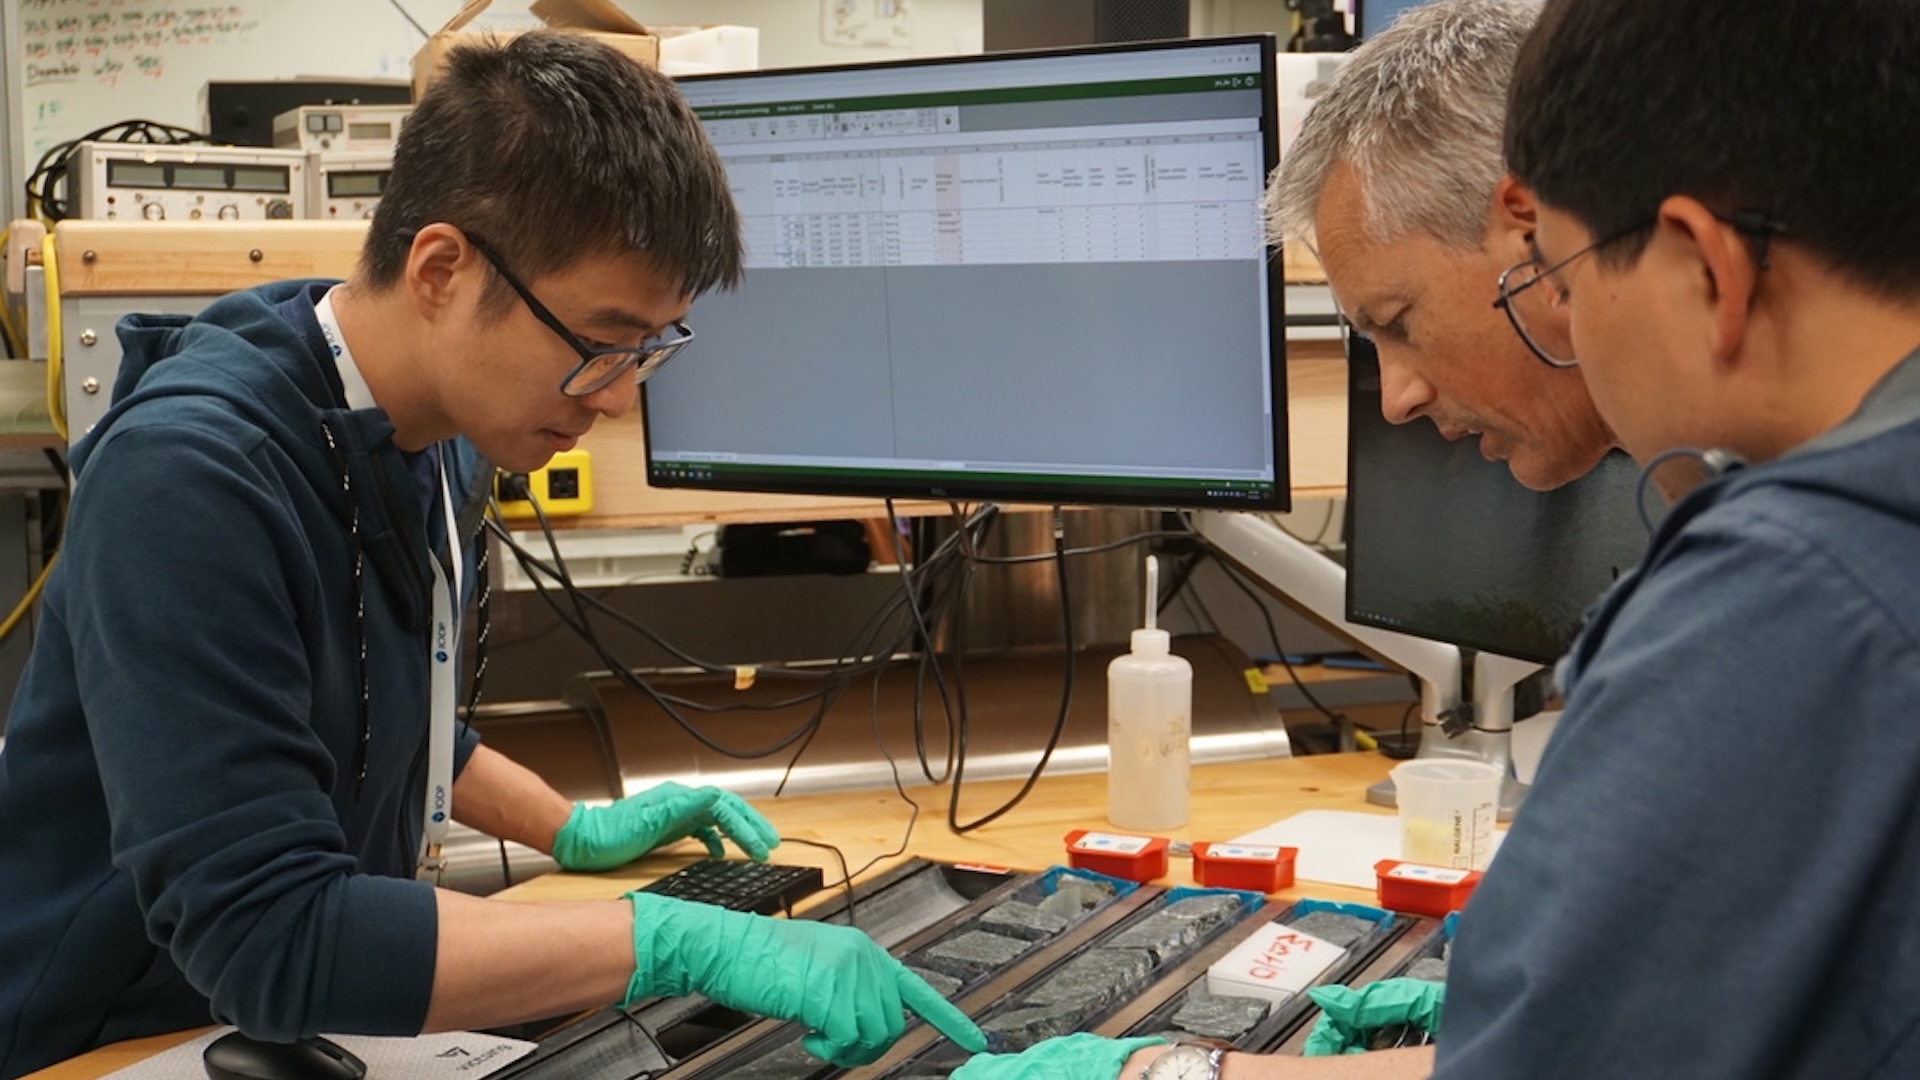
[1493,209,1787,369]
[1492,220,1653,369]
[466,234,693,398]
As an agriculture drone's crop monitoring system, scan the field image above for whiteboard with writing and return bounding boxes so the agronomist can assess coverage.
[2,0,505,219]
[13,0,463,157]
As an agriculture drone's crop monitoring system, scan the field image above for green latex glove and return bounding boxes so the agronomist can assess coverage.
[951,1034,1168,1080]
[625,890,988,1065]
[1301,978,1446,1056]
[551,782,781,870]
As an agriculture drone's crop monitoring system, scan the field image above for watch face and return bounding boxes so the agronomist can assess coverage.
[1146,1046,1219,1080]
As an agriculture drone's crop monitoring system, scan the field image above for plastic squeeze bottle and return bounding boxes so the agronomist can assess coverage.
[1107,555,1193,831]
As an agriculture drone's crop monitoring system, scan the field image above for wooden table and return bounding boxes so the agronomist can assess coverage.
[26,752,1396,1080]
[505,751,1391,906]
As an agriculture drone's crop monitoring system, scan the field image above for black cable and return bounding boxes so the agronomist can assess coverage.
[502,498,833,759]
[1160,516,1352,734]
[483,494,990,765]
[947,507,1076,834]
[36,449,71,560]
[964,527,1197,565]
[489,532,857,707]
[1208,551,1352,728]
[678,530,716,575]
[1155,548,1210,620]
[25,120,211,221]
[456,503,511,886]
[776,836,856,929]
[1263,502,1339,550]
[773,682,849,797]
[886,500,994,784]
[1154,522,1357,747]
[479,495,1135,836]
[912,525,982,784]
[1172,511,1351,726]
[844,664,921,883]
[488,516,913,685]
[41,448,69,491]
[386,0,432,38]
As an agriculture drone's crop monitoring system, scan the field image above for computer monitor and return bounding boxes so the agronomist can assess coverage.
[647,36,1288,511]
[1343,333,1650,666]
[1356,0,1424,41]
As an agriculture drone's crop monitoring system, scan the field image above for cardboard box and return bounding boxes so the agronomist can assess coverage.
[654,24,761,76]
[412,0,660,99]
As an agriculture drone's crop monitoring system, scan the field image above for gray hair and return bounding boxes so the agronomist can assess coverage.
[1265,0,1541,252]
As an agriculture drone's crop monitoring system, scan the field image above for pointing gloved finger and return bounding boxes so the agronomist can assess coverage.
[898,966,987,1052]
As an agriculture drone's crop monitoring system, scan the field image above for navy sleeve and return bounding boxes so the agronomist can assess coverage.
[1433,505,1920,1078]
[63,420,439,1039]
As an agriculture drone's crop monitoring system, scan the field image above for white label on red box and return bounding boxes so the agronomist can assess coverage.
[1206,843,1281,862]
[1386,864,1474,885]
[1070,832,1152,855]
[1205,921,1346,1005]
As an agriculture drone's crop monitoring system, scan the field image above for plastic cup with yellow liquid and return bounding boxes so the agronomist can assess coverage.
[1390,759,1503,870]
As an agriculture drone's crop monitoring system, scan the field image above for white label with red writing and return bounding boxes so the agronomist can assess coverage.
[1069,831,1152,855]
[1204,921,1347,1005]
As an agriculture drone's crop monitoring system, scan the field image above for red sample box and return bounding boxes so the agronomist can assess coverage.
[1374,859,1483,917]
[1063,829,1169,883]
[1191,841,1298,893]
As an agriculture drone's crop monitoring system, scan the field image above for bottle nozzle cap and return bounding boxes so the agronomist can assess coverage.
[1130,627,1171,655]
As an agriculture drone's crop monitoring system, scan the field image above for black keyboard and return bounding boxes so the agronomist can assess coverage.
[639,859,827,915]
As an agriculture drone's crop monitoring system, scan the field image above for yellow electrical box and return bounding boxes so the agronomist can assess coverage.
[494,449,594,521]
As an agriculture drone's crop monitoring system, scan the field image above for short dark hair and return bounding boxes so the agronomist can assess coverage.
[1505,0,1920,297]
[361,31,743,304]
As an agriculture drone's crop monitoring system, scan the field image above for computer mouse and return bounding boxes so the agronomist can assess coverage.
[203,1031,368,1080]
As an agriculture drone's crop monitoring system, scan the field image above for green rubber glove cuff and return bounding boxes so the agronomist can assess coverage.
[950,1033,1167,1080]
[550,802,601,871]
[623,889,699,1007]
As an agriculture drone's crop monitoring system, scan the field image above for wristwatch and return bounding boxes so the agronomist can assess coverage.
[1142,1044,1227,1080]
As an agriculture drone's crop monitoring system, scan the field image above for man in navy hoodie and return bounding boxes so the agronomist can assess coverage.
[0,32,982,1077]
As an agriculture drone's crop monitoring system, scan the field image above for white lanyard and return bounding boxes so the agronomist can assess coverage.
[312,289,460,885]
[419,450,462,884]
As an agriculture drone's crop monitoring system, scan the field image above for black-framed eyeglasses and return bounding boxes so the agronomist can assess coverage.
[466,234,693,397]
[1493,209,1787,369]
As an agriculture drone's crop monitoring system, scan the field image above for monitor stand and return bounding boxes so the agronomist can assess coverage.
[1362,651,1540,822]
[1191,511,1536,819]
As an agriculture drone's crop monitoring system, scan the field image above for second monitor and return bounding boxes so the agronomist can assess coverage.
[1343,332,1652,667]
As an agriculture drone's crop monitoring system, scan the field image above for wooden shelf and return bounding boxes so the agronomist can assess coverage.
[577,346,1350,529]
[42,221,1353,524]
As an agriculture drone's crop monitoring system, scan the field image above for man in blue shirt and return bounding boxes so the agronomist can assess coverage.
[1438,2,1920,1072]
[955,0,1920,1077]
